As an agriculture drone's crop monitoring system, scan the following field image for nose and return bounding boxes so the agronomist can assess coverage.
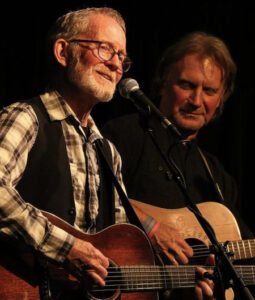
[104,53,123,73]
[188,88,203,107]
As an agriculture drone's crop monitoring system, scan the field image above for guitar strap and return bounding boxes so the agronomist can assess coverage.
[95,138,170,299]
[197,147,225,203]
[94,139,146,232]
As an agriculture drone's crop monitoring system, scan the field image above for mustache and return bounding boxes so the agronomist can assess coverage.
[96,67,117,82]
[180,103,205,115]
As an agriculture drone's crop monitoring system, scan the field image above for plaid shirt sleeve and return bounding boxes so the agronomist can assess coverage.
[0,102,74,263]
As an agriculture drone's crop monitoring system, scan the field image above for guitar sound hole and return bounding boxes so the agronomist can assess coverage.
[186,238,209,265]
[89,262,121,300]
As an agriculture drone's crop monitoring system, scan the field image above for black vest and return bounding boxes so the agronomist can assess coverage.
[16,97,114,229]
[16,97,75,224]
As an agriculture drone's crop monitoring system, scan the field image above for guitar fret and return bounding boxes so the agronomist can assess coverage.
[228,239,255,260]
[242,240,246,258]
[237,240,241,259]
[230,240,240,259]
[164,265,196,289]
[248,240,252,257]
[120,265,164,291]
[249,239,255,258]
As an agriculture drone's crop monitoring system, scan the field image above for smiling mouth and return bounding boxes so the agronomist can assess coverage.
[181,109,204,116]
[187,112,203,116]
[97,71,113,82]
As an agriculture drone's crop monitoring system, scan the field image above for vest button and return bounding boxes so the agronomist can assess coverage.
[68,208,75,216]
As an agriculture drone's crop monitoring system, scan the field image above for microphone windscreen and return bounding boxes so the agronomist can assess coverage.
[118,78,140,99]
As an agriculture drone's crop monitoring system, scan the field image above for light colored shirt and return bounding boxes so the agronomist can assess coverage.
[0,90,127,263]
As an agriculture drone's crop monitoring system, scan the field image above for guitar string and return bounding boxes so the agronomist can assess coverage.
[191,243,255,251]
[105,265,255,274]
[188,242,255,259]
[92,278,255,292]
[95,266,255,279]
[90,266,255,292]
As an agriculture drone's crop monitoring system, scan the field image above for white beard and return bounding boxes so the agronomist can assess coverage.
[67,55,116,102]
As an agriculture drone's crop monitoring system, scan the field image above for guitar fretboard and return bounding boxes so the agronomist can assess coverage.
[227,239,255,260]
[92,265,255,293]
[190,239,255,265]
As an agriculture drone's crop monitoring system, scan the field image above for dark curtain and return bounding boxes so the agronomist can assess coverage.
[1,1,254,233]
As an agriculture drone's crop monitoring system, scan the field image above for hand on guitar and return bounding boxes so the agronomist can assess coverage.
[152,225,215,299]
[131,199,193,265]
[195,255,216,300]
[66,238,109,287]
[151,222,193,265]
[178,255,215,300]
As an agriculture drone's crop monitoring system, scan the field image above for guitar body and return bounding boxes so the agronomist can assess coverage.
[0,215,158,300]
[0,234,40,300]
[130,200,241,247]
[130,200,242,300]
[0,202,249,300]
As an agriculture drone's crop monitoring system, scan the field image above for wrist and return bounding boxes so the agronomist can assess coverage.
[143,216,160,238]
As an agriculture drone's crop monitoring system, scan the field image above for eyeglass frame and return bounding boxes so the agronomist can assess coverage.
[68,39,132,73]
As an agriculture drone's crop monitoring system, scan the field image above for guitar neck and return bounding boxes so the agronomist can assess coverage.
[93,265,255,293]
[226,239,255,260]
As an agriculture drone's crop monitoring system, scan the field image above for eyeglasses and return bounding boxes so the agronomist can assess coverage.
[68,39,132,73]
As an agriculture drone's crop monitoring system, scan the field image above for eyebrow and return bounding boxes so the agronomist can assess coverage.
[178,78,220,91]
[88,38,126,53]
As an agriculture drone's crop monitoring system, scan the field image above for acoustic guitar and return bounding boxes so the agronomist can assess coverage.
[0,210,254,300]
[130,200,255,264]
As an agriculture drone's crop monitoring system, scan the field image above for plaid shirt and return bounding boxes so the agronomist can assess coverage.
[0,90,127,263]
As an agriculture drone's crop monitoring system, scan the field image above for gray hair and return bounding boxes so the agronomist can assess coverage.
[153,31,237,117]
[48,7,126,42]
[44,7,126,82]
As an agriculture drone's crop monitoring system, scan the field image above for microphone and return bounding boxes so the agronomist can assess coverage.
[118,78,182,138]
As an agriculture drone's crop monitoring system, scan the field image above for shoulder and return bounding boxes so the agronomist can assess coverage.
[101,113,143,142]
[200,149,227,173]
[0,101,40,159]
[0,101,39,133]
[102,113,140,130]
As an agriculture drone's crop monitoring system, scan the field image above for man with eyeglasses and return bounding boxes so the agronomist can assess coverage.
[0,8,214,300]
[0,6,130,298]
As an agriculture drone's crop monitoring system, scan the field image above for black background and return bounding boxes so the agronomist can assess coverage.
[1,1,255,233]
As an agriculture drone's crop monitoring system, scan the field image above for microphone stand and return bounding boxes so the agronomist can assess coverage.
[135,104,254,300]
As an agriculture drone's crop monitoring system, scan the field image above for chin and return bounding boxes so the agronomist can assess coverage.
[85,85,115,103]
[98,89,115,102]
[176,119,204,133]
[98,96,113,103]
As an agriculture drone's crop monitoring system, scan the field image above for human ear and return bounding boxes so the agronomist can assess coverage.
[53,39,69,67]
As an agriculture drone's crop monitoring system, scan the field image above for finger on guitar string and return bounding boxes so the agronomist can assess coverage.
[160,246,190,266]
[194,284,216,300]
[195,266,215,300]
[66,238,109,287]
[151,222,193,264]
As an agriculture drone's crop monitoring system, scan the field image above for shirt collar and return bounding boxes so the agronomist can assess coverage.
[40,90,103,140]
